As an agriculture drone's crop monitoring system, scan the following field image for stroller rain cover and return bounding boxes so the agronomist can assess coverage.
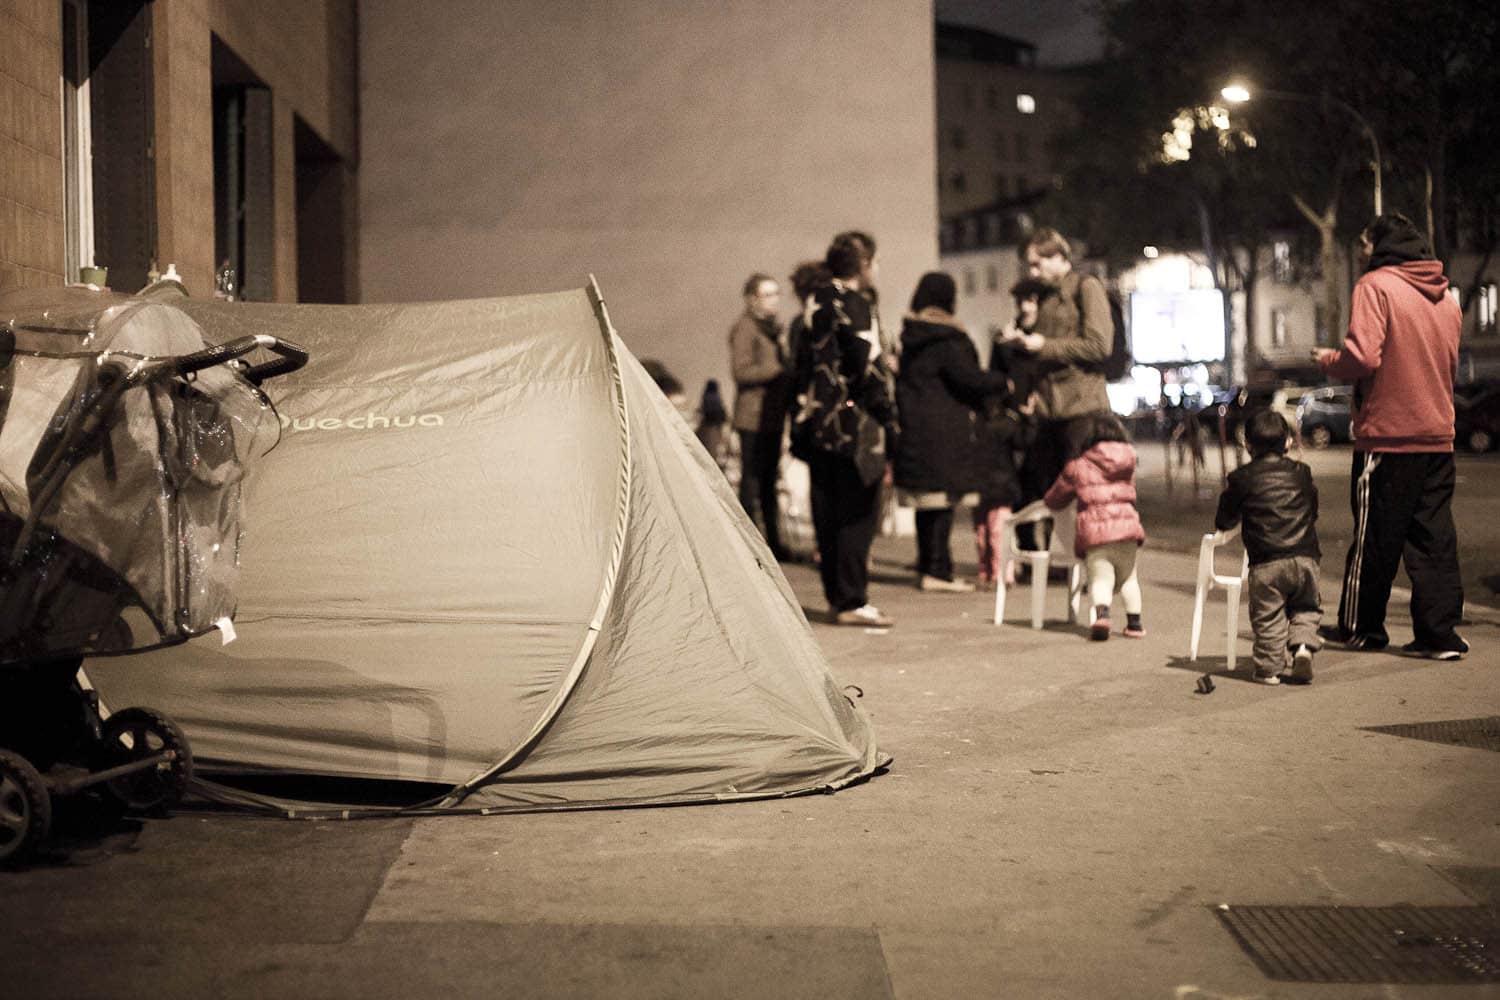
[0,287,282,665]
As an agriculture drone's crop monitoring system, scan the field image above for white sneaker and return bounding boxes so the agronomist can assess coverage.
[918,574,975,593]
[835,604,894,628]
[1287,645,1314,684]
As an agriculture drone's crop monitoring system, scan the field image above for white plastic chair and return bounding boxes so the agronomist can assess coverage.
[993,501,1086,629]
[1189,524,1249,668]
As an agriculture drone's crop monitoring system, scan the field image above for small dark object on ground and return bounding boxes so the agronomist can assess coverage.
[1195,675,1215,695]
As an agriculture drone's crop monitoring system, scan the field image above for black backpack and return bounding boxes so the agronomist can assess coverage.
[1075,275,1131,382]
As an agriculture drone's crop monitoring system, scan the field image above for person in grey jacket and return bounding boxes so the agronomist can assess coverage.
[730,272,793,560]
[1004,228,1114,511]
[1214,410,1322,685]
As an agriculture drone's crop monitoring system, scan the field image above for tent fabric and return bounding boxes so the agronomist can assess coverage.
[84,282,884,811]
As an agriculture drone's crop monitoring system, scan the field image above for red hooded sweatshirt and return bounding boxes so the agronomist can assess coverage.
[1318,260,1461,452]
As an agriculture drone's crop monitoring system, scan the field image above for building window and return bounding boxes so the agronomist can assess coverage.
[964,268,977,295]
[986,264,1000,292]
[1480,282,1499,334]
[1273,240,1292,283]
[61,0,94,282]
[983,213,1001,244]
[1016,93,1036,114]
[951,127,966,151]
[212,35,277,302]
[950,172,967,194]
[1270,308,1289,347]
[63,0,157,292]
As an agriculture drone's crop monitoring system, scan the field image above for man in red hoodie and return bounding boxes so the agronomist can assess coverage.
[1314,212,1467,659]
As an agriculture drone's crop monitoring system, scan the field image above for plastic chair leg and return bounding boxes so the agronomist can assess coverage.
[1067,563,1086,624]
[994,576,1007,625]
[1225,582,1241,670]
[1189,581,1207,660]
[1030,554,1049,629]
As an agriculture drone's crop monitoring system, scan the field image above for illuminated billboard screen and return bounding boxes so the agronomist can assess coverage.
[1128,289,1225,364]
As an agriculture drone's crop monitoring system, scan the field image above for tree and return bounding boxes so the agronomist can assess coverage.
[1050,0,1500,356]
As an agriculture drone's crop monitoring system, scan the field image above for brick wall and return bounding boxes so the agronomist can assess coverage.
[211,0,357,160]
[155,0,357,300]
[153,0,214,295]
[0,0,64,291]
[0,0,357,301]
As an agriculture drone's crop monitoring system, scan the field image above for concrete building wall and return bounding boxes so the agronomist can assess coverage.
[358,0,940,398]
[0,0,356,300]
[0,0,65,290]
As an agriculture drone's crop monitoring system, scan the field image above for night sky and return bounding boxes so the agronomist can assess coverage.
[934,0,1105,66]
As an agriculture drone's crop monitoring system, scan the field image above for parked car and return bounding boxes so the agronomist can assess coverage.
[1296,386,1354,448]
[1454,382,1500,452]
[1218,385,1318,445]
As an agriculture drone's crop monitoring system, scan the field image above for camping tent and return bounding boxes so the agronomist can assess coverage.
[84,282,885,812]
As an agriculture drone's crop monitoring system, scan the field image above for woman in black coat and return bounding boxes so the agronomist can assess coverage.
[893,272,1011,591]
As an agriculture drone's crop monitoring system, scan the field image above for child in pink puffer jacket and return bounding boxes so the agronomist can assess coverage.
[1044,413,1147,640]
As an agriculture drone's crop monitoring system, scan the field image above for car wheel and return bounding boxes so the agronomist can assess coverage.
[1468,428,1493,453]
[1306,425,1333,449]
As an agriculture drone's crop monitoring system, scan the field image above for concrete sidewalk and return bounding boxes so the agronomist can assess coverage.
[3,517,1498,998]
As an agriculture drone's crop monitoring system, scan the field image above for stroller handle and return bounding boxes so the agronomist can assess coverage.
[170,335,309,382]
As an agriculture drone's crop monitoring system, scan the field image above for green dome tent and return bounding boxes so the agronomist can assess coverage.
[84,281,886,813]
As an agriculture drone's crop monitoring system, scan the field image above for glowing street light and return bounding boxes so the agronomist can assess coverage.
[1220,83,1382,216]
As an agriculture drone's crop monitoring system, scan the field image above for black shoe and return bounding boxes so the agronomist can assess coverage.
[1316,624,1345,643]
[1318,624,1389,651]
[1400,636,1470,661]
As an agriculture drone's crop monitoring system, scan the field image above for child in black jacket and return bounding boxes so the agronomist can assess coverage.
[1214,410,1323,684]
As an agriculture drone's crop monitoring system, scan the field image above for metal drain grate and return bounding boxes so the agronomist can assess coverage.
[1362,716,1500,752]
[1215,904,1500,983]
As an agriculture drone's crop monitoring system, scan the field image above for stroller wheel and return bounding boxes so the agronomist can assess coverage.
[0,749,51,866]
[99,707,194,812]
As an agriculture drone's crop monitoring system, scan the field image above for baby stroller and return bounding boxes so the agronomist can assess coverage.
[0,285,305,864]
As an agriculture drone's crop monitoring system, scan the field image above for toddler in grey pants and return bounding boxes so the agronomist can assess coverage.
[1213,411,1323,684]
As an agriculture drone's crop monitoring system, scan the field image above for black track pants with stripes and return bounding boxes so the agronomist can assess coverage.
[1338,451,1464,646]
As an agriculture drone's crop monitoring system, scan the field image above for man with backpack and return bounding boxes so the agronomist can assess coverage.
[1003,227,1122,512]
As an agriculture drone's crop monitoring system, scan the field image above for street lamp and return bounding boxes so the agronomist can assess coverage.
[1220,83,1382,217]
